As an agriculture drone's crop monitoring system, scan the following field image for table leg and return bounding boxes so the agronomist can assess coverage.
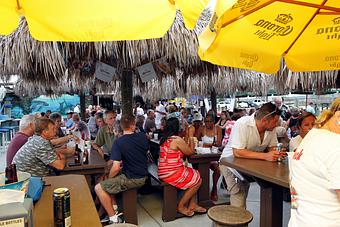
[257,179,283,227]
[193,162,214,208]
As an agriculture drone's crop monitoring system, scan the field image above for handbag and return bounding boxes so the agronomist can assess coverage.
[27,177,44,202]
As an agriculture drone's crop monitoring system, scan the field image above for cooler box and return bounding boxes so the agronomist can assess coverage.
[0,198,33,227]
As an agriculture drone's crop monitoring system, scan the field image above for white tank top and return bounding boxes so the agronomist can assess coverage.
[201,135,214,145]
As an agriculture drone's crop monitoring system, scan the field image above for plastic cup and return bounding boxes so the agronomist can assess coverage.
[211,146,218,153]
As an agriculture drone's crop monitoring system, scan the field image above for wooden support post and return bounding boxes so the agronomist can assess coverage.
[121,69,133,116]
[80,91,86,121]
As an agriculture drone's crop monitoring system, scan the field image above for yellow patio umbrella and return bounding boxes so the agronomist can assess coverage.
[198,0,340,73]
[0,0,176,41]
[0,0,209,41]
[174,0,210,29]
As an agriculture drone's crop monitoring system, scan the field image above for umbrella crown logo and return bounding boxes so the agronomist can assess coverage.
[275,14,293,25]
[333,17,340,25]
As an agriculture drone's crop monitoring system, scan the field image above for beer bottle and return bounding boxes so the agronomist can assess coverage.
[83,149,89,164]
[12,164,18,182]
[74,144,81,164]
[5,166,13,184]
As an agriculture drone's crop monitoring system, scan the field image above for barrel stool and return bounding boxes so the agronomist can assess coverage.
[208,205,253,227]
[106,223,137,227]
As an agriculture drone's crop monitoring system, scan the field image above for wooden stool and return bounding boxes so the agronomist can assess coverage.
[208,205,253,227]
[106,223,137,227]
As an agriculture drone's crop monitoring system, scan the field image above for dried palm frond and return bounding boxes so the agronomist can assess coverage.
[2,11,338,99]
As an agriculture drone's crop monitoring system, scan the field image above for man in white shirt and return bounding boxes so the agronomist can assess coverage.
[154,101,166,129]
[73,104,80,114]
[219,102,282,208]
[306,102,316,115]
[135,103,144,117]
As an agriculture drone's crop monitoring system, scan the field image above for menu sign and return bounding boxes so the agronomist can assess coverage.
[137,63,157,83]
[95,62,116,83]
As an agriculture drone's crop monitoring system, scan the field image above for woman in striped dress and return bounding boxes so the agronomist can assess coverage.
[158,117,206,216]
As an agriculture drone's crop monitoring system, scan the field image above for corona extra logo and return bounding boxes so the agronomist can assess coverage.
[275,14,293,25]
[240,52,259,68]
[253,14,294,40]
[333,17,340,25]
[316,17,340,40]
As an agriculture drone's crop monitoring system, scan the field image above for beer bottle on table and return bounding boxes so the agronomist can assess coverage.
[83,141,91,164]
[83,149,89,164]
[74,144,81,164]
[5,164,18,184]
[5,166,13,184]
[12,163,18,182]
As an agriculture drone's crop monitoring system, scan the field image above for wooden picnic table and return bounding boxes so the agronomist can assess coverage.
[188,152,221,208]
[34,175,101,227]
[220,156,289,227]
[58,149,106,188]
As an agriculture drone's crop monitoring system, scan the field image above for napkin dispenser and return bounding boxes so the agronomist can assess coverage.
[0,198,33,227]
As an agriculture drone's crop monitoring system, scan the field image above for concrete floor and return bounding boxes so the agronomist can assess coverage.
[135,182,291,227]
[0,150,291,227]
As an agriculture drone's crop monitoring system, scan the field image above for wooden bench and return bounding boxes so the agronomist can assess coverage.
[147,163,178,222]
[122,188,138,225]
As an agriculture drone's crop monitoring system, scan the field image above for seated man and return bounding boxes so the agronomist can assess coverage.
[144,109,156,133]
[95,115,149,224]
[92,110,117,159]
[219,102,282,208]
[70,113,90,140]
[65,111,74,129]
[50,112,79,155]
[12,118,66,177]
[6,114,35,167]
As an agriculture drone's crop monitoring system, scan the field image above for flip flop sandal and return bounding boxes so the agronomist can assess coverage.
[177,209,195,217]
[194,206,207,214]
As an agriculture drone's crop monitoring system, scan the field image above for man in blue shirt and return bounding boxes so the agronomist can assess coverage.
[95,114,149,224]
[65,111,74,129]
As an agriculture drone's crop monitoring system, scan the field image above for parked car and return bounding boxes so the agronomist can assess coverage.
[237,101,249,108]
[217,100,233,112]
[251,99,265,107]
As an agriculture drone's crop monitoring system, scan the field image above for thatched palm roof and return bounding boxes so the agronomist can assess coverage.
[1,13,217,81]
[1,13,339,100]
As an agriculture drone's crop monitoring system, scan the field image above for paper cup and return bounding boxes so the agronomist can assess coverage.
[211,146,218,153]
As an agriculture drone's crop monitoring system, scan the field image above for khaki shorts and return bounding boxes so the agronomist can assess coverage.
[101,173,146,195]
[219,164,250,209]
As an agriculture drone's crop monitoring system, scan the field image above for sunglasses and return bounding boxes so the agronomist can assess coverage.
[262,107,281,119]
[205,120,213,123]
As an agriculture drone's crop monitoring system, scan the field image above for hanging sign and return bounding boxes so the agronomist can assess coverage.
[137,63,157,83]
[95,62,116,83]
